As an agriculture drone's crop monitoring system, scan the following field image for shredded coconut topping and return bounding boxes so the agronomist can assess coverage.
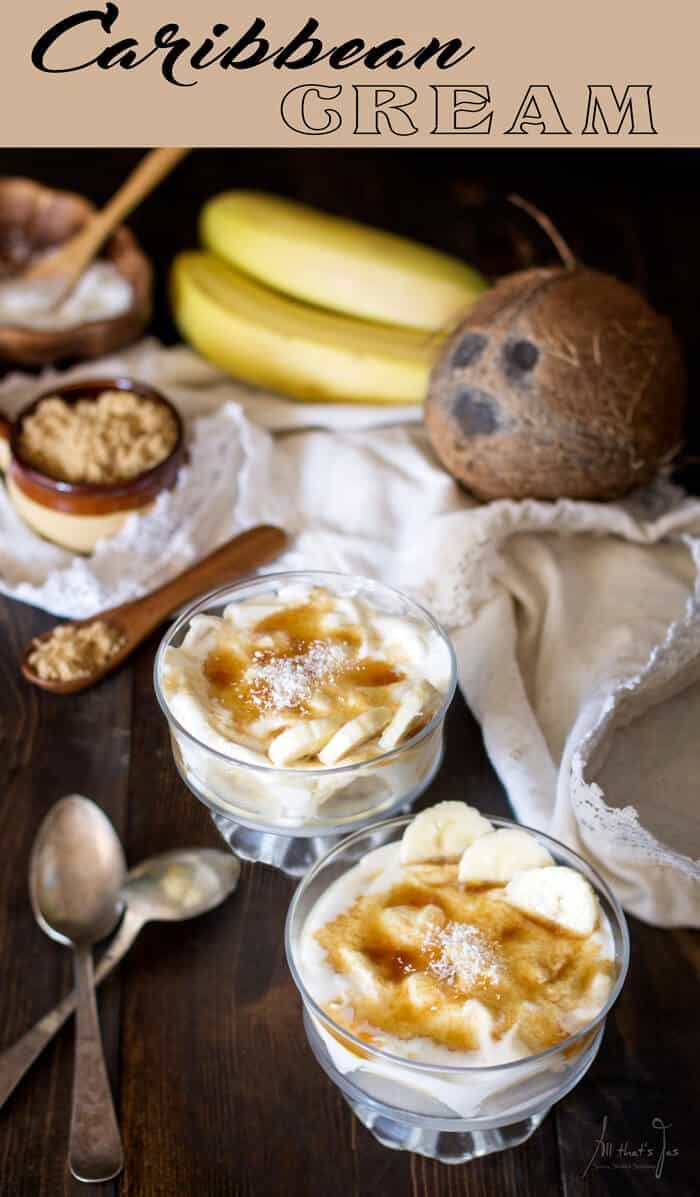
[424,921,501,990]
[246,640,347,711]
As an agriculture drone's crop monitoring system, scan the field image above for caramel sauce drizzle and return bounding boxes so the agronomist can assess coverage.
[203,597,404,728]
[316,864,611,1057]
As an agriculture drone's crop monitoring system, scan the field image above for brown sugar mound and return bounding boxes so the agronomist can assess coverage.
[28,620,126,682]
[20,390,178,484]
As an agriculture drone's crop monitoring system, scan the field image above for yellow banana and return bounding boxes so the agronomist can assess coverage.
[170,251,440,404]
[200,191,487,332]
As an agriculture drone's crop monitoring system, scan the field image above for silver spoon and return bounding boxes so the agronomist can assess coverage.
[0,846,240,1112]
[29,795,126,1183]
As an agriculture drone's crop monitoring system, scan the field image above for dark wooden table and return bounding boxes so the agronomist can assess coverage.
[0,150,697,1196]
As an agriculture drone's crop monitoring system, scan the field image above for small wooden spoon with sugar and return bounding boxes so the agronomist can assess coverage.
[23,148,189,302]
[22,524,288,695]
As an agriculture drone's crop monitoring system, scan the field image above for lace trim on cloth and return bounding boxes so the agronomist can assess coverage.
[571,592,700,879]
[0,403,276,618]
[0,340,296,618]
[416,478,700,629]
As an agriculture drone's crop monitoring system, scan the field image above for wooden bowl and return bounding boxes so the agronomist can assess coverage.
[0,376,185,553]
[0,177,153,365]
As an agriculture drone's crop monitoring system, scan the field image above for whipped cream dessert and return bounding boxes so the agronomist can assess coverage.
[297,803,615,1116]
[158,581,453,826]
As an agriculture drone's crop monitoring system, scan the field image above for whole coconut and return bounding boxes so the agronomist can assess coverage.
[426,226,686,502]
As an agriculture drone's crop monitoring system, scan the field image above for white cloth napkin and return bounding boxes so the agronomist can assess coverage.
[2,340,699,926]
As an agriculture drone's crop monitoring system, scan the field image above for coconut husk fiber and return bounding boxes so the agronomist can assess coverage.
[426,264,686,502]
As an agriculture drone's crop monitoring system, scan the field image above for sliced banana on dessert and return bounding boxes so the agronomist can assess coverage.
[181,614,225,655]
[317,708,393,765]
[223,600,282,627]
[457,828,554,885]
[377,903,446,949]
[400,802,493,865]
[378,680,439,751]
[504,866,599,937]
[248,712,290,739]
[586,970,613,1007]
[336,947,383,1000]
[268,718,341,766]
[403,973,444,1011]
[467,998,495,1036]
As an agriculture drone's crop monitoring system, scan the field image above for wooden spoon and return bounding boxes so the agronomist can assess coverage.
[22,525,287,695]
[22,148,189,300]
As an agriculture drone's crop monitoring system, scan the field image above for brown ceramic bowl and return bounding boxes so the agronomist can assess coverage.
[0,377,185,553]
[0,177,153,365]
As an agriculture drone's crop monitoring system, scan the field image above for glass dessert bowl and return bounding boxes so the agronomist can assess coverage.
[285,803,629,1163]
[154,571,456,874]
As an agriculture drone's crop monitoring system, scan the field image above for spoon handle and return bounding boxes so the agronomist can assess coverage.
[66,149,190,293]
[118,523,289,640]
[68,944,124,1183]
[0,910,143,1111]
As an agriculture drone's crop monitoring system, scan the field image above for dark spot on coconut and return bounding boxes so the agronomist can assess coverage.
[451,332,488,370]
[453,388,501,436]
[504,339,540,379]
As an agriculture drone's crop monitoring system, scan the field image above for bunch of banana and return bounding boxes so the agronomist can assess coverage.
[170,192,487,405]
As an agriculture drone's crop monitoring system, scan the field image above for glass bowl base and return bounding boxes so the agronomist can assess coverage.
[345,1094,549,1163]
[207,743,445,875]
[211,805,413,876]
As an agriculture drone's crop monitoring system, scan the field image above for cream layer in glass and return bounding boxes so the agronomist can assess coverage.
[156,576,455,831]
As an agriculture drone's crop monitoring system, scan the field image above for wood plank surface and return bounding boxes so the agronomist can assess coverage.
[0,149,697,1195]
